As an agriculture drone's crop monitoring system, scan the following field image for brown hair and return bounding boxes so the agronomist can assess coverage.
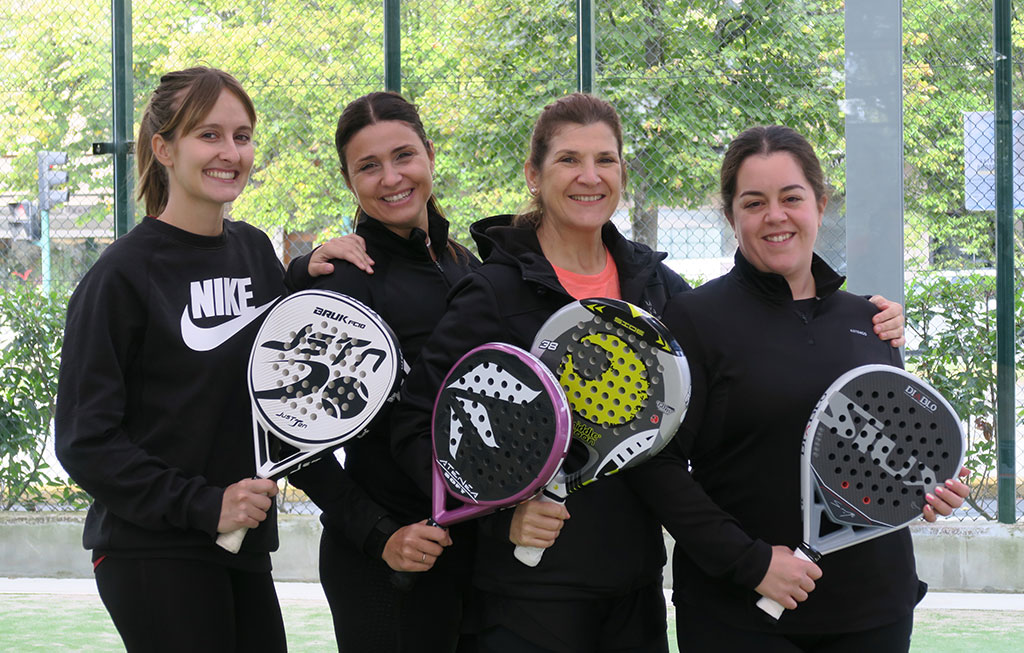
[136,67,256,216]
[334,91,461,259]
[719,125,826,223]
[514,93,627,227]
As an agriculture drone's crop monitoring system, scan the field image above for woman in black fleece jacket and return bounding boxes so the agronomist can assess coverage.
[285,92,480,653]
[626,125,969,653]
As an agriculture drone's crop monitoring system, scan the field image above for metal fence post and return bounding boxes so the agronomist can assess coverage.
[384,0,401,92]
[112,0,133,237]
[577,0,594,93]
[844,0,904,305]
[993,0,1016,524]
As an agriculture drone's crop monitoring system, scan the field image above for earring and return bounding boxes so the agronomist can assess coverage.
[528,187,538,195]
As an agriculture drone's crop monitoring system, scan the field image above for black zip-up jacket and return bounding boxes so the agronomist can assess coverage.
[626,250,919,633]
[55,217,286,571]
[390,214,691,600]
[286,209,479,562]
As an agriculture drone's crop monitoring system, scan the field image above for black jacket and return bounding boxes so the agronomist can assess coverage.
[287,209,480,562]
[627,250,917,633]
[390,214,691,601]
[55,217,286,570]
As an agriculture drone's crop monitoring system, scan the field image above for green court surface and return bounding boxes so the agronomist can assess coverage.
[0,592,1021,652]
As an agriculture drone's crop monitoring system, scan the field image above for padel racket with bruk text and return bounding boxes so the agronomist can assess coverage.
[756,364,965,618]
[217,289,403,553]
[514,298,691,566]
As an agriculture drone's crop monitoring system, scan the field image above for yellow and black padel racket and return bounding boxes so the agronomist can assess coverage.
[513,298,690,566]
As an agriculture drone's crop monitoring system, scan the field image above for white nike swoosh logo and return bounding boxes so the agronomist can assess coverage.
[180,298,277,352]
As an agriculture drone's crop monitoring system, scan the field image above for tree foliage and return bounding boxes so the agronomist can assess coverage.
[2,1,1022,513]
[0,282,88,510]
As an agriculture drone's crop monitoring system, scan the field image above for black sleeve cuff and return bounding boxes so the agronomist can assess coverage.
[284,248,318,292]
[362,515,403,561]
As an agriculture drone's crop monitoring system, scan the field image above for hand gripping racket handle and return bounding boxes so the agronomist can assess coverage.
[391,518,441,592]
[216,527,248,553]
[216,479,273,554]
[755,547,814,620]
[513,492,565,567]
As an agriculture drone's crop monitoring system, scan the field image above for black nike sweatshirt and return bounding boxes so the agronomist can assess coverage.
[55,217,286,570]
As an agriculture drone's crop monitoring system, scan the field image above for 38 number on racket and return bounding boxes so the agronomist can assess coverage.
[514,298,691,566]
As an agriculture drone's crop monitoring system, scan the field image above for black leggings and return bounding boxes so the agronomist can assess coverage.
[476,583,669,653]
[675,603,914,653]
[319,529,467,653]
[94,556,286,653]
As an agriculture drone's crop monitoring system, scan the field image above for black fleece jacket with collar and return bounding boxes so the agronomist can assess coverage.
[389,214,691,600]
[626,250,918,634]
[286,209,479,562]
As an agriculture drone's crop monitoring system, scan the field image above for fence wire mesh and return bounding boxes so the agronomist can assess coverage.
[902,0,1024,521]
[0,1,1019,521]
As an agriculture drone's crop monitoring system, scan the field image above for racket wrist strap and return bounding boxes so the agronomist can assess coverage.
[796,543,821,563]
[541,486,567,503]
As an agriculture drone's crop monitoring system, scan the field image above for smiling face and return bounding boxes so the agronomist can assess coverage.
[729,151,826,298]
[525,121,624,236]
[342,120,435,237]
[154,89,254,213]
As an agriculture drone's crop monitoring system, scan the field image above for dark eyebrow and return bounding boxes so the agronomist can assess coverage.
[737,183,806,198]
[353,143,417,165]
[193,122,252,133]
[551,149,618,158]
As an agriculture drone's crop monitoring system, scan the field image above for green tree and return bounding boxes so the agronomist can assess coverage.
[902,0,1010,269]
[131,0,384,235]
[0,1,112,221]
[0,282,88,510]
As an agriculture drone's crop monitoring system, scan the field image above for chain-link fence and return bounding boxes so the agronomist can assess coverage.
[902,0,1024,522]
[1,1,1020,521]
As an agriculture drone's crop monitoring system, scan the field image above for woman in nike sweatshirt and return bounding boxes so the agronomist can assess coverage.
[55,67,288,652]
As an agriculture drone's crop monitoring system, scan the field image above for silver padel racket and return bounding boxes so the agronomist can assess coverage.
[217,289,403,553]
[757,364,965,618]
[514,298,691,566]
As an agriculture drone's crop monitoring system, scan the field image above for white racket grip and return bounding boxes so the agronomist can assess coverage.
[513,492,565,567]
[216,527,248,554]
[755,547,814,620]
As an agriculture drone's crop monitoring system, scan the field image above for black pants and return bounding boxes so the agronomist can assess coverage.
[675,603,914,653]
[477,582,669,653]
[319,529,467,653]
[94,556,286,653]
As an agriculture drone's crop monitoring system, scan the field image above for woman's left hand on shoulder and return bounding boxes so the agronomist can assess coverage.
[308,234,374,277]
[922,466,970,522]
[868,295,905,348]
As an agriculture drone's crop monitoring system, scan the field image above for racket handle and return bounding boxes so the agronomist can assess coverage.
[216,526,248,554]
[755,547,814,620]
[513,492,564,567]
[391,518,443,591]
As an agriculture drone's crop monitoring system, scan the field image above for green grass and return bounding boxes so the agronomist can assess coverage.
[0,593,1020,652]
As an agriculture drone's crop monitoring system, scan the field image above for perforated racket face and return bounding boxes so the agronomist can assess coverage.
[248,290,403,448]
[806,365,965,529]
[531,298,690,486]
[432,344,571,515]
